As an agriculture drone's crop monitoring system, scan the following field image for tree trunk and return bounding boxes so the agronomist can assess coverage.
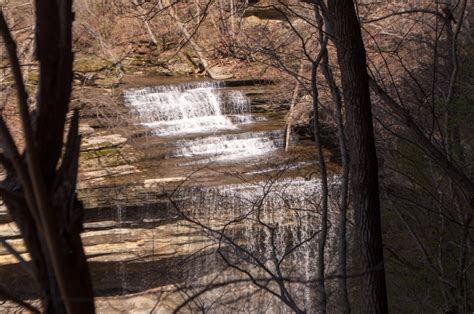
[311,60,328,314]
[328,1,388,313]
[320,49,351,314]
[1,1,95,312]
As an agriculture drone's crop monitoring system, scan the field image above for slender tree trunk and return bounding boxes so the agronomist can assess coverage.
[284,62,304,152]
[320,50,351,314]
[311,60,328,314]
[328,1,388,313]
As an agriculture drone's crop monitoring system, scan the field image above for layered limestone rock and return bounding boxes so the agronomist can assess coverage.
[0,78,334,313]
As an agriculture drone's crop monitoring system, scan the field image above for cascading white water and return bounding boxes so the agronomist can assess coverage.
[124,81,252,136]
[124,81,281,162]
[170,130,283,162]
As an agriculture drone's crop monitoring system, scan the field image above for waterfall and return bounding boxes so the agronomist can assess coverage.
[169,176,339,311]
[119,80,336,311]
[124,81,252,136]
[124,81,281,162]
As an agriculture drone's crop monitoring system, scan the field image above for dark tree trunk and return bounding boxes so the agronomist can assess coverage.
[0,1,95,313]
[328,1,388,313]
[34,1,95,312]
[35,0,73,185]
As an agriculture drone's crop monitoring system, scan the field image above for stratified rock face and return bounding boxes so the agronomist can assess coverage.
[0,78,342,313]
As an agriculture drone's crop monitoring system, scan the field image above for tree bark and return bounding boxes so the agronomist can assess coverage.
[328,1,388,313]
